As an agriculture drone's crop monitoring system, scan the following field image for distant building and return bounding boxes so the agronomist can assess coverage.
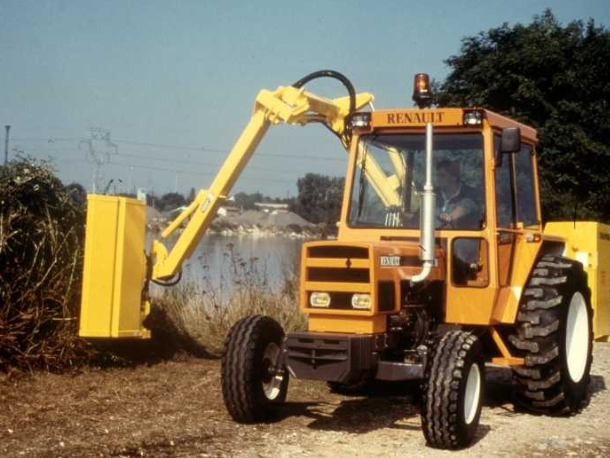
[137,188,147,202]
[254,202,289,214]
[218,204,240,216]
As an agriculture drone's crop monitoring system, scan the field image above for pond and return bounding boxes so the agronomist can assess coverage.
[149,233,306,293]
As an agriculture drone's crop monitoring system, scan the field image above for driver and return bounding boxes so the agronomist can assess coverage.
[436,159,479,228]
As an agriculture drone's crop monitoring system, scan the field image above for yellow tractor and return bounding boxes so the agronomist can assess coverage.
[79,71,609,449]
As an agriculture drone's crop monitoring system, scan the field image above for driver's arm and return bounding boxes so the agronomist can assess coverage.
[440,198,476,225]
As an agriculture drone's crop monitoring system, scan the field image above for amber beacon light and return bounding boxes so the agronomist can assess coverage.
[412,73,433,108]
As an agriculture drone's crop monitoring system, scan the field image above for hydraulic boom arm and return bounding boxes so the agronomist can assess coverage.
[151,83,374,280]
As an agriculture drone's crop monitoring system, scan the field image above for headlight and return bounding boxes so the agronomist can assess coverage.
[310,292,331,308]
[351,294,372,310]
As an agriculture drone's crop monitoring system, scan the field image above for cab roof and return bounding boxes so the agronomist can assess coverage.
[368,108,537,143]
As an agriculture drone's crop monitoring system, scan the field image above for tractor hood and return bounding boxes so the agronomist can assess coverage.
[300,240,445,319]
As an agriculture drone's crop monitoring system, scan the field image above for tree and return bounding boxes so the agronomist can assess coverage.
[292,173,345,225]
[64,182,87,206]
[187,187,196,203]
[158,192,186,212]
[234,191,264,210]
[436,10,610,222]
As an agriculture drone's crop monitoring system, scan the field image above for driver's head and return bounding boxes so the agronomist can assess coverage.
[437,159,460,191]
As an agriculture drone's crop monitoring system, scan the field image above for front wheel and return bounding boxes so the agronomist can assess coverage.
[221,315,289,422]
[421,331,485,449]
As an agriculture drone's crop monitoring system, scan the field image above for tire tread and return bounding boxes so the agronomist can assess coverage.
[509,255,592,415]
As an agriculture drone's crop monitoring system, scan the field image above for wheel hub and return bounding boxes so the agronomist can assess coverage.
[464,363,481,425]
[262,342,283,400]
[566,292,589,383]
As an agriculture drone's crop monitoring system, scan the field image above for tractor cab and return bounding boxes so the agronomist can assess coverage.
[300,75,542,342]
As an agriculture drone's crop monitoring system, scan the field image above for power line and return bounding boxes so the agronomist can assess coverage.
[113,151,306,174]
[106,160,296,184]
[52,156,298,184]
[54,158,297,185]
[114,138,224,152]
[11,137,75,143]
[111,140,347,162]
[13,147,82,152]
[48,150,327,175]
[11,136,346,162]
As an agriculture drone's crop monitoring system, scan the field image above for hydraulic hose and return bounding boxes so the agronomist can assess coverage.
[292,70,357,145]
[292,70,356,115]
[151,270,182,287]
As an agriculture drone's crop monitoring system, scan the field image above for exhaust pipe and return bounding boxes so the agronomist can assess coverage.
[411,122,436,283]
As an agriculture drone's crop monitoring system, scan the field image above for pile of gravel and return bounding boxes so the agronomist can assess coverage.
[217,210,315,230]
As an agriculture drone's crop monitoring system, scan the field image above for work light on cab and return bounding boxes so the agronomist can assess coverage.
[412,73,433,108]
[463,110,484,126]
[350,112,371,128]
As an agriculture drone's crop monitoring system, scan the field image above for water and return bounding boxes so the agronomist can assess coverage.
[151,234,305,291]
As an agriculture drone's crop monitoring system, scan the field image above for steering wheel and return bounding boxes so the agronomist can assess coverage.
[436,214,454,229]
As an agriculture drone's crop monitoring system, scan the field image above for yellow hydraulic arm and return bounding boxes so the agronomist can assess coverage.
[355,143,405,208]
[78,72,415,339]
[151,84,374,280]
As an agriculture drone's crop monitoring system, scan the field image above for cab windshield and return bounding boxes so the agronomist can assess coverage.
[348,133,486,230]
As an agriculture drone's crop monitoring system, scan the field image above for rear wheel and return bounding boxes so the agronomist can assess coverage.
[509,255,593,414]
[421,331,485,449]
[221,315,289,422]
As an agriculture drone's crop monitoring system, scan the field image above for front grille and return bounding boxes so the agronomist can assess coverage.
[304,244,372,311]
[307,267,369,283]
[308,245,368,259]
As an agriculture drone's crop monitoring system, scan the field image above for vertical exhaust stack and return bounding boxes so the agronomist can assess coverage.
[411,123,436,283]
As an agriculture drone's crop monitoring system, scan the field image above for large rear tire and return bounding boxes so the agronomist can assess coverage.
[509,255,593,414]
[421,331,485,449]
[221,315,289,422]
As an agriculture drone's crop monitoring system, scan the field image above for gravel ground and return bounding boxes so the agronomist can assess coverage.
[1,344,609,458]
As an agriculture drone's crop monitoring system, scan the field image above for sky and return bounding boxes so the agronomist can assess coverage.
[1,0,609,197]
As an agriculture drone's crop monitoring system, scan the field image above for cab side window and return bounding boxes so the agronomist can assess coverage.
[515,144,539,228]
[494,136,514,229]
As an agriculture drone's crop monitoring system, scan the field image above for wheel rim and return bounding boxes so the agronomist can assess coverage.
[464,363,481,425]
[262,342,283,400]
[566,292,589,383]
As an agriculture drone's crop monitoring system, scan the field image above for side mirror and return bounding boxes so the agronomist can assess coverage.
[496,127,521,167]
[501,127,521,153]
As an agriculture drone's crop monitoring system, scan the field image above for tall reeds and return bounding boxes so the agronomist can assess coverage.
[151,243,306,356]
[0,158,91,373]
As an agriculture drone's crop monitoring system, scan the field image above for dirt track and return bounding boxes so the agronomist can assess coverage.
[1,344,609,458]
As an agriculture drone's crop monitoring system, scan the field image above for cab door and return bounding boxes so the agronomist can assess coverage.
[492,138,541,323]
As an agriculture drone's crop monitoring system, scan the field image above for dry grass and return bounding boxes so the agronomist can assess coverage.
[151,244,306,356]
[0,158,92,373]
